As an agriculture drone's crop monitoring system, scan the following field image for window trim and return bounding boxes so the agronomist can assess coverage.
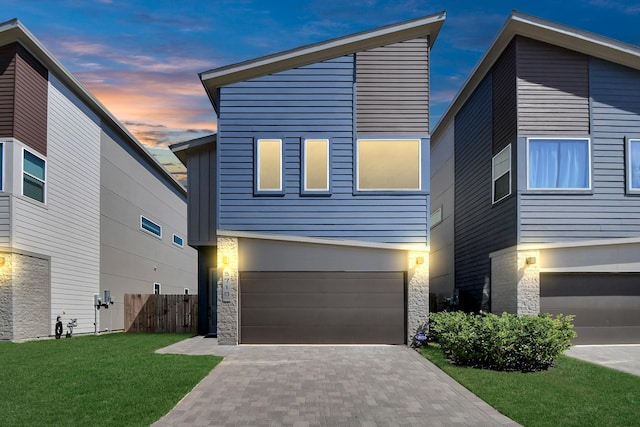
[301,138,331,195]
[526,137,592,192]
[626,137,640,195]
[492,144,512,204]
[172,233,184,248]
[254,138,284,195]
[22,147,47,203]
[355,138,423,193]
[140,215,162,238]
[153,283,161,295]
[0,142,4,192]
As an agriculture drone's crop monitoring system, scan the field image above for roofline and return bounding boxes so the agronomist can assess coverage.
[200,11,446,111]
[169,133,217,166]
[432,10,640,141]
[0,18,186,197]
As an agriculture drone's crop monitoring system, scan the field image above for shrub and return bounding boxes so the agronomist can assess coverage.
[428,311,576,372]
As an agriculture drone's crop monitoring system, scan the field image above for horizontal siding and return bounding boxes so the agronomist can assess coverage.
[218,56,428,245]
[519,58,640,242]
[0,43,16,138]
[356,38,429,134]
[0,194,9,246]
[14,44,48,155]
[517,37,589,135]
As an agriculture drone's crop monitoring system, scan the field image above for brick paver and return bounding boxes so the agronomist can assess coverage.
[153,337,519,426]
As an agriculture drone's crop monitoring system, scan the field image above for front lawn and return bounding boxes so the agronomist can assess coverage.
[0,333,221,426]
[421,344,640,427]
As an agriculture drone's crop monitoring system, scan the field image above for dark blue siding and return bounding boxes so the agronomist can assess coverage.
[217,55,429,244]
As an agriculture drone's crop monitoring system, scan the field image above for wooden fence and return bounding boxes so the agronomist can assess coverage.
[124,294,198,333]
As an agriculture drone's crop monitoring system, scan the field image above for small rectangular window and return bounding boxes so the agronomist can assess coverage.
[256,139,282,192]
[153,283,161,295]
[430,207,442,228]
[627,138,640,193]
[23,149,46,203]
[0,143,4,191]
[173,233,184,247]
[527,138,591,190]
[492,145,511,203]
[184,288,189,295]
[141,216,162,237]
[357,139,421,191]
[303,138,330,193]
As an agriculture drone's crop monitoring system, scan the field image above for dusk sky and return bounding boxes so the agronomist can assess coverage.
[3,1,640,184]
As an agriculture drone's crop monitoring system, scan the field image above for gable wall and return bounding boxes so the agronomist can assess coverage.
[0,43,16,138]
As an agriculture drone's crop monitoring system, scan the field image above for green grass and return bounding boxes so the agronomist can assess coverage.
[421,344,640,427]
[0,333,221,426]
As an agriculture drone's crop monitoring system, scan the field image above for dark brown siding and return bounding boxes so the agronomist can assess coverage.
[517,37,589,135]
[14,44,48,155]
[356,38,429,135]
[0,43,17,138]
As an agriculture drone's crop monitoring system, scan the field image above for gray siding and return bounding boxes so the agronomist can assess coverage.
[186,144,216,246]
[519,58,640,242]
[356,38,429,135]
[493,40,517,152]
[517,37,589,135]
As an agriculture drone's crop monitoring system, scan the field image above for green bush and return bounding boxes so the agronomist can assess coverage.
[428,311,576,372]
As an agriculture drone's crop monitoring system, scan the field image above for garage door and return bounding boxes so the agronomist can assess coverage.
[240,271,405,344]
[540,273,640,344]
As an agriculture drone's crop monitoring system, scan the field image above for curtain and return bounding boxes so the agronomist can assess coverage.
[529,139,589,189]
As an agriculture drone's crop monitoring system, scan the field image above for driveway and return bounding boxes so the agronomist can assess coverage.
[565,345,640,377]
[153,337,519,426]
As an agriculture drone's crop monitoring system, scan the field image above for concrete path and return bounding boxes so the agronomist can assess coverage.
[153,337,519,427]
[565,344,640,377]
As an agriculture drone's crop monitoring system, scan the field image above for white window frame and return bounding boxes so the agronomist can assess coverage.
[0,142,4,192]
[22,147,47,203]
[627,138,640,194]
[526,137,592,191]
[356,138,422,191]
[492,145,512,204]
[302,138,330,193]
[172,233,184,248]
[140,215,162,238]
[153,283,161,295]
[256,138,283,193]
[184,288,190,295]
[430,207,442,229]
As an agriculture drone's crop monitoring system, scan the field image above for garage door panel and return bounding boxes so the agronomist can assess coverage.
[241,324,403,344]
[241,272,401,294]
[542,296,640,327]
[242,307,402,327]
[241,292,403,309]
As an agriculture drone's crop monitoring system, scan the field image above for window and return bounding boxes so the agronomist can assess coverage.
[302,138,330,193]
[627,139,640,193]
[0,143,3,191]
[141,216,162,237]
[256,139,282,193]
[153,283,161,295]
[492,145,511,203]
[23,149,46,202]
[184,288,189,295]
[357,139,421,191]
[430,207,442,228]
[173,233,184,247]
[528,138,590,190]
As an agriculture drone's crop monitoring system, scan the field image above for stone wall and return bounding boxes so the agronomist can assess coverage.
[216,237,239,345]
[407,251,429,343]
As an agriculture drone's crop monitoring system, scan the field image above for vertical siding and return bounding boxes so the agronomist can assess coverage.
[14,44,48,155]
[454,75,517,311]
[218,55,428,245]
[12,74,101,335]
[0,43,16,138]
[187,144,216,246]
[517,37,589,135]
[520,58,640,242]
[356,38,429,135]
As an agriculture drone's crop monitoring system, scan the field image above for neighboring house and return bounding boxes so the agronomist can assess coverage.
[172,12,445,344]
[430,12,640,344]
[0,19,197,341]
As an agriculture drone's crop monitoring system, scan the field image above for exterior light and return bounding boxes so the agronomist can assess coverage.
[526,257,537,265]
[415,256,425,265]
[222,256,229,266]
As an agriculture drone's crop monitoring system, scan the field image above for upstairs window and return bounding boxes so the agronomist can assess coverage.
[0,143,4,191]
[141,216,162,238]
[23,149,46,203]
[255,139,283,193]
[627,139,640,194]
[492,145,511,203]
[527,138,590,190]
[302,138,330,193]
[173,233,184,247]
[357,139,421,191]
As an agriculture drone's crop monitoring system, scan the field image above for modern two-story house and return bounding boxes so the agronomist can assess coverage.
[172,12,446,344]
[430,12,640,344]
[0,19,197,341]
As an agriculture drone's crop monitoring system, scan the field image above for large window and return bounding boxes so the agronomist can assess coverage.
[141,216,162,238]
[357,139,421,191]
[492,145,511,203]
[23,149,46,202]
[302,138,330,193]
[255,139,283,193]
[527,138,590,190]
[628,139,640,193]
[0,143,4,192]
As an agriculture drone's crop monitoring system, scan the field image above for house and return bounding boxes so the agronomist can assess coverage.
[0,19,197,341]
[430,11,640,344]
[171,12,446,344]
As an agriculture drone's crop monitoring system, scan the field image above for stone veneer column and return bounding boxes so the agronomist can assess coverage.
[216,237,239,345]
[516,250,540,315]
[491,248,540,316]
[407,251,429,344]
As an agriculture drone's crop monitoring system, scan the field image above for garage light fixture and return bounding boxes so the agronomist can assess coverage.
[525,257,537,265]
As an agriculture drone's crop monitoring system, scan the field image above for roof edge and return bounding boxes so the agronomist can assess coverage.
[170,134,217,166]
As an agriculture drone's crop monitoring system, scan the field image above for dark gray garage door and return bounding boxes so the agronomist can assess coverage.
[540,273,640,344]
[240,271,405,344]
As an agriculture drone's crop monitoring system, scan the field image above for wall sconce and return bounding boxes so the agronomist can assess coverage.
[525,257,537,265]
[0,256,4,267]
[222,256,229,266]
[415,256,425,265]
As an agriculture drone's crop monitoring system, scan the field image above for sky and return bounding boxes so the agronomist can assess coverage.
[3,0,640,184]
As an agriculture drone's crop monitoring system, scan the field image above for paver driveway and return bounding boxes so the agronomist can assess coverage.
[153,337,519,427]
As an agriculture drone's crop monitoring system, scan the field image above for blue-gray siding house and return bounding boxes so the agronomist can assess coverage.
[430,12,640,344]
[172,13,445,344]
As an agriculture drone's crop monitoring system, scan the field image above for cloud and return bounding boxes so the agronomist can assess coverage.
[587,0,640,14]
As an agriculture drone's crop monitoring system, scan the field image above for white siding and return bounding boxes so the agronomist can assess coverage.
[0,194,10,245]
